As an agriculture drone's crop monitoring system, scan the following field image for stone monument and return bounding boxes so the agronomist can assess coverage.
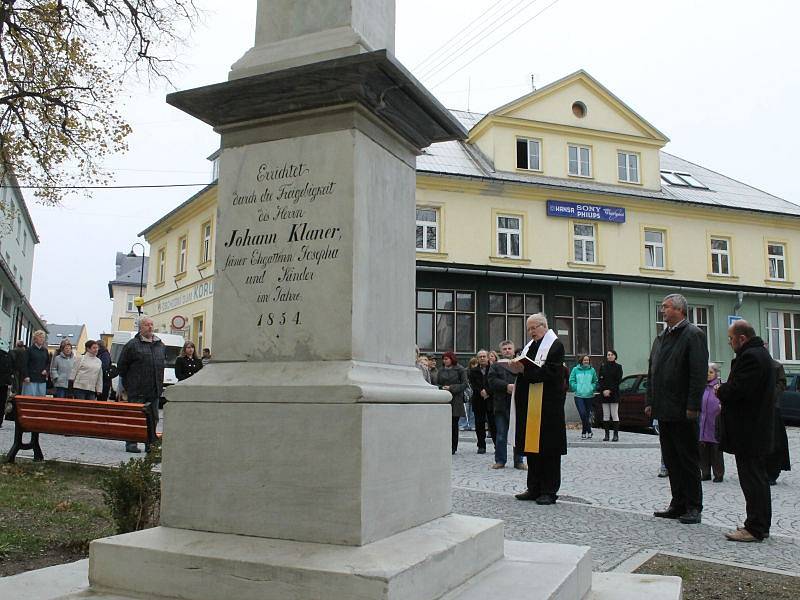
[0,2,678,599]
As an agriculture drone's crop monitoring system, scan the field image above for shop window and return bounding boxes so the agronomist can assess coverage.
[488,292,543,351]
[575,300,604,356]
[767,311,800,362]
[768,243,786,280]
[497,215,521,258]
[416,288,475,353]
[516,138,541,171]
[416,207,439,252]
[554,295,574,355]
[710,237,731,275]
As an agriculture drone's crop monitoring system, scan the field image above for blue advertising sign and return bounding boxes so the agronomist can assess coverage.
[546,200,626,223]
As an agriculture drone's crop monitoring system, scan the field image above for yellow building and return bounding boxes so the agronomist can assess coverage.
[108,251,148,332]
[139,183,217,351]
[141,71,800,374]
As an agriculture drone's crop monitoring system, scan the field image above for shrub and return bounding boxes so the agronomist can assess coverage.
[99,449,161,534]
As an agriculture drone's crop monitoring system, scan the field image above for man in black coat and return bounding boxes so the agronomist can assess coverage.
[507,314,567,505]
[468,349,494,454]
[487,340,525,470]
[10,341,26,394]
[0,345,13,427]
[716,320,775,542]
[646,293,709,525]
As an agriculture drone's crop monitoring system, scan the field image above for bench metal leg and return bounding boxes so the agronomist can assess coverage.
[5,424,44,463]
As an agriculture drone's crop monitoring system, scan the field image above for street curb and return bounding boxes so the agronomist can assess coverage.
[611,548,800,578]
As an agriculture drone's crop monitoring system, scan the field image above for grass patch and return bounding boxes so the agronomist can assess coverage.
[635,554,800,599]
[0,461,115,576]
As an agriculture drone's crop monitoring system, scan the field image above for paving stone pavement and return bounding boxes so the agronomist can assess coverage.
[1,417,798,573]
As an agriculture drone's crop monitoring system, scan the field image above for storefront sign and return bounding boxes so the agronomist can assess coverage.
[546,200,626,223]
[156,280,214,313]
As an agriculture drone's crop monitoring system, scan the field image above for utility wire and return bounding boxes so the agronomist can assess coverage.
[417,0,535,81]
[413,0,508,72]
[430,0,562,90]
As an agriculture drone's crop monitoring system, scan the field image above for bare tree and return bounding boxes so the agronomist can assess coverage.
[0,1,200,204]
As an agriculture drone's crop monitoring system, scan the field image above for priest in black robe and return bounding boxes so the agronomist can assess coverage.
[506,313,568,504]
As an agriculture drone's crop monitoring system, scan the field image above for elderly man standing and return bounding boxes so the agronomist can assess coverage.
[646,293,709,525]
[488,340,526,470]
[507,314,567,505]
[117,317,166,453]
[716,320,775,542]
[468,349,494,454]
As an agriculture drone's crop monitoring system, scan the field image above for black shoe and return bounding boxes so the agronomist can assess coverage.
[768,479,777,486]
[679,509,702,524]
[477,447,486,454]
[535,495,556,505]
[653,506,683,519]
[515,490,537,501]
[125,443,141,454]
[713,476,723,483]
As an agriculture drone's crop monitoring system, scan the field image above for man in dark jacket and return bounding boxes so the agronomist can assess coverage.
[96,341,113,400]
[117,317,165,453]
[508,314,567,505]
[487,340,525,470]
[468,349,494,454]
[10,340,26,394]
[716,320,775,542]
[765,356,791,485]
[646,294,709,525]
[22,330,50,397]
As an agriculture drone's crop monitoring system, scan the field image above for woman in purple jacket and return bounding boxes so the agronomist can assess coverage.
[699,362,724,482]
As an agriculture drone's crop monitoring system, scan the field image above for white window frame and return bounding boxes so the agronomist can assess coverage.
[617,151,640,183]
[157,247,166,284]
[415,207,439,252]
[497,214,522,259]
[710,237,731,275]
[201,221,212,263]
[516,137,541,171]
[177,236,187,274]
[644,229,666,269]
[126,293,136,313]
[573,223,596,264]
[655,304,711,351]
[768,243,786,281]
[568,144,592,177]
[767,310,800,362]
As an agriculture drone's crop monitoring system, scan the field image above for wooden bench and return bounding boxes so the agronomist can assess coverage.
[5,395,160,463]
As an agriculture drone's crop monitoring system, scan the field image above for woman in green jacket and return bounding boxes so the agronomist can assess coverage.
[569,355,598,439]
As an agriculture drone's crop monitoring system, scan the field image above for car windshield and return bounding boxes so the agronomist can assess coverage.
[618,376,639,393]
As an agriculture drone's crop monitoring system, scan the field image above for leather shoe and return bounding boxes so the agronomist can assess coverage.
[477,448,486,454]
[713,476,723,483]
[514,462,528,470]
[679,509,701,524]
[535,495,556,505]
[490,463,505,469]
[726,528,762,542]
[653,506,683,519]
[514,490,537,501]
[737,526,768,539]
[125,443,141,454]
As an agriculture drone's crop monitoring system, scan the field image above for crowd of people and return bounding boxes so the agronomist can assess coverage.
[416,293,792,542]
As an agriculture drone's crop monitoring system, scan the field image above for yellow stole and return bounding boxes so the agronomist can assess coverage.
[524,382,544,453]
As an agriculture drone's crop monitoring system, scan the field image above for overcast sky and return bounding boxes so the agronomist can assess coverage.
[26,0,800,339]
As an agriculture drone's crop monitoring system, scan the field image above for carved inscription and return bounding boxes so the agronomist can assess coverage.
[219,159,342,333]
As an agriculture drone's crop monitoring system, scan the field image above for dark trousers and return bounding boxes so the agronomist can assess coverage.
[71,388,96,400]
[735,454,771,539]
[698,441,724,479]
[0,384,7,427]
[452,416,460,454]
[525,452,561,499]
[128,396,160,446]
[473,397,495,449]
[659,419,703,512]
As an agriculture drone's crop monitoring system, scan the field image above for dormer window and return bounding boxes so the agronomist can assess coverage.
[516,138,541,171]
[660,171,707,189]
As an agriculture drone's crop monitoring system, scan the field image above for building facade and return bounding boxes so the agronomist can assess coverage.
[46,323,88,355]
[0,168,47,350]
[139,71,800,374]
[108,252,149,332]
[140,183,216,350]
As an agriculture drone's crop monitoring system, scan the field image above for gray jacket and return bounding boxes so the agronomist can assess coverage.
[646,320,709,421]
[50,353,75,389]
[117,334,166,401]
[433,365,467,417]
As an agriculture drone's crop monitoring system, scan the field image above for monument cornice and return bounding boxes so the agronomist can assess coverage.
[166,50,467,149]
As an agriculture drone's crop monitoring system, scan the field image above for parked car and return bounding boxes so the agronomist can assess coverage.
[779,372,800,423]
[592,373,654,430]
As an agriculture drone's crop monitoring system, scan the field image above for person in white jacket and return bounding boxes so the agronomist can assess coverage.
[69,340,103,400]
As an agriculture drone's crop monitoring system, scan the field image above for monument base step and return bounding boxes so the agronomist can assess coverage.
[587,572,683,600]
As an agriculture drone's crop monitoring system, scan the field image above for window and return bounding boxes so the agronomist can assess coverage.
[660,171,707,189]
[655,304,710,349]
[19,274,22,288]
[568,144,591,177]
[201,221,213,263]
[710,237,731,275]
[416,288,475,353]
[415,207,439,252]
[617,151,639,183]
[16,215,20,241]
[488,293,543,350]
[644,229,665,269]
[22,230,27,255]
[575,300,604,357]
[497,215,521,258]
[0,290,10,314]
[554,295,574,355]
[126,293,136,313]
[177,236,187,274]
[768,243,786,280]
[193,314,205,351]
[767,311,800,362]
[157,247,166,284]
[573,223,596,263]
[516,138,541,171]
